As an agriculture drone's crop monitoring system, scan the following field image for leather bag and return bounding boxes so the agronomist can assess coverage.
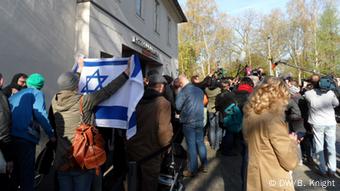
[72,97,106,174]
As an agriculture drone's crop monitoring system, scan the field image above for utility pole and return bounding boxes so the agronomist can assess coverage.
[267,36,273,76]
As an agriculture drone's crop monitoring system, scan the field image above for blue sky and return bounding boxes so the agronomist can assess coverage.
[178,0,340,16]
[178,0,289,15]
[216,0,289,15]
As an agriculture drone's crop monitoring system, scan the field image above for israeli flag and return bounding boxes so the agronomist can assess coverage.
[78,55,144,139]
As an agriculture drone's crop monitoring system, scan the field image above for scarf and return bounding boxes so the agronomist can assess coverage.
[237,84,253,93]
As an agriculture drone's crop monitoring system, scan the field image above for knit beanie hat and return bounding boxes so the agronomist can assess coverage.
[57,72,79,91]
[27,73,45,90]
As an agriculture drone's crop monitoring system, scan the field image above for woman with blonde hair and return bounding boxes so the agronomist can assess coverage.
[243,77,299,191]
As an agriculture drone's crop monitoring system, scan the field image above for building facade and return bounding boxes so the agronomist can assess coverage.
[76,0,186,76]
[0,0,186,101]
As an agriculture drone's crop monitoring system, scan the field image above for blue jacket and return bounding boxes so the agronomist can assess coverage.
[9,88,54,144]
[176,83,204,125]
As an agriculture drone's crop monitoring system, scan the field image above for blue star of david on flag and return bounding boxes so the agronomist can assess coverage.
[81,69,108,93]
[78,55,144,139]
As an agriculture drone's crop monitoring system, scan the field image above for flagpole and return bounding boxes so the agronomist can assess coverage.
[267,36,273,76]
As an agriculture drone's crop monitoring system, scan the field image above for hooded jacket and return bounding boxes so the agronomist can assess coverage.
[3,73,27,97]
[51,73,128,170]
[9,87,54,144]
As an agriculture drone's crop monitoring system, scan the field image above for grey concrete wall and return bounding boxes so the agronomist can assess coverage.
[0,0,77,103]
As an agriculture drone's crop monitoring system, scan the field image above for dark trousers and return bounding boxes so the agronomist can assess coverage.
[221,131,247,190]
[139,157,162,191]
[97,128,128,191]
[301,132,313,159]
[172,119,184,144]
[220,130,238,155]
[12,138,36,191]
[0,174,13,191]
[241,142,247,191]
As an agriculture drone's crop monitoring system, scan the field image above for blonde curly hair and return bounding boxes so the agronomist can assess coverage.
[244,77,290,115]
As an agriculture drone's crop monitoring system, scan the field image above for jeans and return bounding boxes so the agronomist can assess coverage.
[182,122,208,173]
[57,170,95,191]
[91,172,102,191]
[12,138,36,191]
[312,124,337,173]
[208,112,223,150]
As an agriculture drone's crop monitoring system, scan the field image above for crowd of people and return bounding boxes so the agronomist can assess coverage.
[0,62,339,191]
[191,69,339,191]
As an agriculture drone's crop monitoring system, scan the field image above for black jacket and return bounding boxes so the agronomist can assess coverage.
[286,96,305,133]
[0,90,12,161]
[234,90,251,113]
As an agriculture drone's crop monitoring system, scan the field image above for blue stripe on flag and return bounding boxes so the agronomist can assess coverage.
[94,106,128,120]
[128,112,137,129]
[84,60,128,67]
[132,55,141,78]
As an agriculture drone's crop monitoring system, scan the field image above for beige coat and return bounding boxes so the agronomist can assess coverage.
[243,111,299,191]
[205,87,221,113]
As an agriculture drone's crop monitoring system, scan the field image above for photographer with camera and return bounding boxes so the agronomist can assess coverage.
[304,74,339,177]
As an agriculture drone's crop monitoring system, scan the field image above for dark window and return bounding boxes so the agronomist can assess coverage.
[154,0,160,33]
[167,16,172,45]
[100,51,113,58]
[136,0,142,17]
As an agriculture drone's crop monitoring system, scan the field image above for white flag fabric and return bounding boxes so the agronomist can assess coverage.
[78,55,144,139]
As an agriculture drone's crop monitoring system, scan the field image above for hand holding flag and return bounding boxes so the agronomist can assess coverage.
[72,54,86,73]
[124,58,131,76]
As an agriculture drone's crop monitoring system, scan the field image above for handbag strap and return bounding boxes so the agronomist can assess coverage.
[84,127,94,146]
[80,96,96,125]
[79,96,84,123]
[80,96,97,146]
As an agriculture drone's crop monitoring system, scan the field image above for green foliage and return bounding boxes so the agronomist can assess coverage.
[317,2,340,75]
[178,42,197,77]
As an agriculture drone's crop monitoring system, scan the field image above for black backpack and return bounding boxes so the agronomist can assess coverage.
[319,76,336,92]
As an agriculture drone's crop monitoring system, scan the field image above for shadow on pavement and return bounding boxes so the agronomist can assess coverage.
[183,146,243,191]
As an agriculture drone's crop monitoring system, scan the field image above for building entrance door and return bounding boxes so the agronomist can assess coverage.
[122,45,162,77]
